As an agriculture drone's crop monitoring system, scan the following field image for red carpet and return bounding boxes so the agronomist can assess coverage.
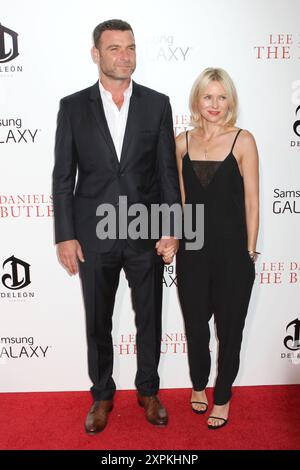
[1,385,299,450]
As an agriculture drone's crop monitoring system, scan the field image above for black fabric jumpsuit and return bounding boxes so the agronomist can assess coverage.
[176,129,255,405]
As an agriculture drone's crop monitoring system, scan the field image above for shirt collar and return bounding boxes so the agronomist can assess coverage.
[99,80,133,100]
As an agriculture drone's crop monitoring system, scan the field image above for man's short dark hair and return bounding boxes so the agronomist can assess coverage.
[93,19,134,48]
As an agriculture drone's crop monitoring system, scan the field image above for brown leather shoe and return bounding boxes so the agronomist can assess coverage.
[85,399,113,435]
[137,393,168,426]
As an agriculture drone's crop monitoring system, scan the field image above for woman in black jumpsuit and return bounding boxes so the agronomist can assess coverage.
[175,68,259,429]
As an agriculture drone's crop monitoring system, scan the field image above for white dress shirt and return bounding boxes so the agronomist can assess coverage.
[99,80,133,161]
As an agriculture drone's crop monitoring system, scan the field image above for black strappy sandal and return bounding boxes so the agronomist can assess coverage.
[207,416,228,429]
[191,401,208,415]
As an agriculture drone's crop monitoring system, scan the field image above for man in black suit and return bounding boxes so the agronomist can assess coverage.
[52,19,181,434]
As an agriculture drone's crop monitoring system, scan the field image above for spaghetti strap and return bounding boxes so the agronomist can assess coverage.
[231,129,242,153]
[185,130,189,154]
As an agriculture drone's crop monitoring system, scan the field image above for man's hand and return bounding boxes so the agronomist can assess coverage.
[56,240,85,275]
[155,236,179,265]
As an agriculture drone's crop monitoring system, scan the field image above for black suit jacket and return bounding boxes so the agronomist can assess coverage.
[52,81,181,252]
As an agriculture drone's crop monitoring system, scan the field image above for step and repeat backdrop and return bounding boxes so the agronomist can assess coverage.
[1,0,299,392]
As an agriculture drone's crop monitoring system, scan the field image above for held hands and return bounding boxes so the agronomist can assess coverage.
[57,237,178,272]
[156,236,179,264]
[56,239,85,275]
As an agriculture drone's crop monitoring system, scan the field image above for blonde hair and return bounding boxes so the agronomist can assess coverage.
[189,68,238,128]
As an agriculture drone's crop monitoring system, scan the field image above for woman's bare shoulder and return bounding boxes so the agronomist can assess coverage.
[176,131,188,157]
[238,129,256,145]
[176,131,187,144]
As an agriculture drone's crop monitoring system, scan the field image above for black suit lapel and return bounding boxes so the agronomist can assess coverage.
[89,82,119,166]
[120,82,140,168]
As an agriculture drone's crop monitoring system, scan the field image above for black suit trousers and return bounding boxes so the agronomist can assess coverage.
[79,240,164,400]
